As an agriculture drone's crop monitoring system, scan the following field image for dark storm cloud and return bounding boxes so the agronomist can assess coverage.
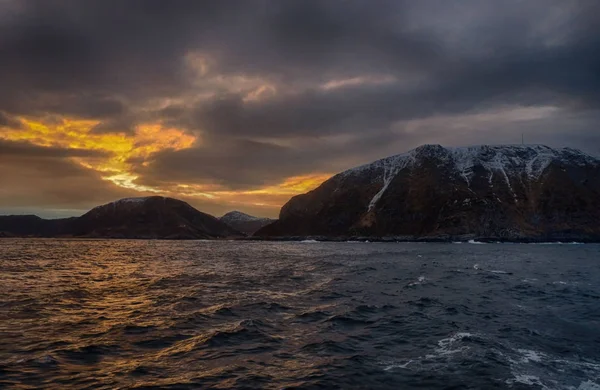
[134,129,412,190]
[0,0,238,120]
[188,17,600,140]
[133,139,310,189]
[1,0,599,200]
[0,111,22,128]
[24,95,127,120]
[2,0,598,118]
[89,116,137,135]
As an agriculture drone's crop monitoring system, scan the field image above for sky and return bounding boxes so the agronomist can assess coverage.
[0,0,599,218]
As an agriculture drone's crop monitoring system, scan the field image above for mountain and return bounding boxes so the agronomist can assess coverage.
[256,144,600,241]
[219,211,274,235]
[0,215,74,237]
[0,197,241,239]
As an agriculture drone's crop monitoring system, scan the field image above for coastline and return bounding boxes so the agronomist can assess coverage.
[242,235,600,244]
[1,234,599,243]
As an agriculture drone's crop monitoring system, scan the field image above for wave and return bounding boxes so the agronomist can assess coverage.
[354,304,396,313]
[320,304,396,327]
[382,332,484,373]
[473,264,512,275]
[156,319,281,359]
[301,340,357,354]
[381,331,600,389]
[431,332,476,357]
[536,241,585,245]
[324,314,374,327]
[505,347,600,389]
[406,275,427,287]
[407,297,442,308]
[294,309,332,322]
[28,355,60,366]
[4,239,599,388]
[123,324,158,335]
[202,321,277,348]
[577,381,600,390]
[133,334,192,349]
[57,344,122,364]
[242,301,291,313]
[196,304,237,317]
[383,359,413,371]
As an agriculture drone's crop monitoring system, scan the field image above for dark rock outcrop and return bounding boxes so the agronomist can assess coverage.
[219,211,274,236]
[0,196,241,239]
[256,145,600,241]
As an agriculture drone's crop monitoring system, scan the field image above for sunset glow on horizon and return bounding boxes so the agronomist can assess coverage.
[1,1,598,218]
[0,117,331,216]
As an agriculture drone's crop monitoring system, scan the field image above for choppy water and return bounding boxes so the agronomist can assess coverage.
[1,240,599,389]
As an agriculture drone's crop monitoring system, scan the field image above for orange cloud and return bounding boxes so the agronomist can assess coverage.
[208,173,333,207]
[0,117,195,191]
[0,117,331,215]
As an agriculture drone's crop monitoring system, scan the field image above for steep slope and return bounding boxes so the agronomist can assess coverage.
[219,211,274,236]
[71,197,241,239]
[256,145,600,241]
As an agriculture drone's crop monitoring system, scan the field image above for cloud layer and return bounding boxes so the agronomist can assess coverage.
[1,0,599,217]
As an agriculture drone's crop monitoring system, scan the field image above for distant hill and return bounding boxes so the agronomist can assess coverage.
[0,196,241,239]
[219,211,274,236]
[256,144,600,242]
[0,215,74,237]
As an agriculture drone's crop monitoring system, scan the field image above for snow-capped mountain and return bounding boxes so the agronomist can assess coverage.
[257,144,600,241]
[219,211,274,235]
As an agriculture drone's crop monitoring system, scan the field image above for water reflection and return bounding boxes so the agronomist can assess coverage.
[1,239,600,389]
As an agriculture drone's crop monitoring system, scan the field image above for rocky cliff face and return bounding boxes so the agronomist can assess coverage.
[256,145,600,241]
[219,211,274,236]
[0,197,241,239]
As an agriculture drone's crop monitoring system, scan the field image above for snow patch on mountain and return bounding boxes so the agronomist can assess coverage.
[340,150,414,179]
[367,156,415,211]
[220,211,271,223]
[114,197,154,204]
[337,144,599,211]
[89,196,159,212]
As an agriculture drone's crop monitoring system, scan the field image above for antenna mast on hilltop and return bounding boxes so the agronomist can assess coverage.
[522,133,524,145]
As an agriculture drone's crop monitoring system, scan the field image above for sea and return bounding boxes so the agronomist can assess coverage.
[1,239,599,389]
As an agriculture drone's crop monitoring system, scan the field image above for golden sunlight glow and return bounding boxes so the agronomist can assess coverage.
[209,173,333,207]
[1,118,195,191]
[1,117,331,214]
